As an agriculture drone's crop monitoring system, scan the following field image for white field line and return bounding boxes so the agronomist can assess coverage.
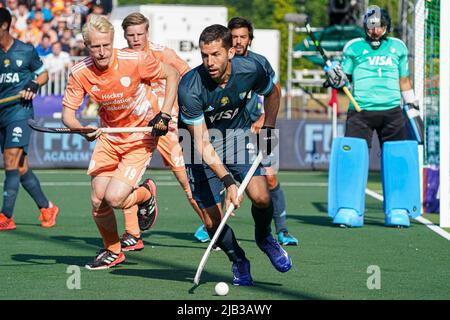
[365,188,450,241]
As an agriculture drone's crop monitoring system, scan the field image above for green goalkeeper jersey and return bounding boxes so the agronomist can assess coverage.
[341,36,410,111]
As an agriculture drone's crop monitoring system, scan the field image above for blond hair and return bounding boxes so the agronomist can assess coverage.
[121,12,150,32]
[82,14,114,45]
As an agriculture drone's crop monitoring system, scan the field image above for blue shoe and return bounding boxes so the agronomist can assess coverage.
[385,209,410,228]
[257,234,292,273]
[232,259,253,286]
[332,208,363,227]
[277,231,299,246]
[194,224,210,243]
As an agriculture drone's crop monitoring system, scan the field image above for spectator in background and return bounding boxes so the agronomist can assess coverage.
[91,2,104,16]
[59,28,73,53]
[31,9,44,29]
[14,2,29,33]
[70,32,88,56]
[44,40,71,75]
[35,33,52,56]
[51,0,65,16]
[55,17,66,37]
[9,12,20,37]
[41,20,57,43]
[5,0,18,15]
[29,0,52,22]
[59,1,73,23]
[44,40,71,94]
[73,0,90,22]
[21,17,41,46]
[98,0,112,17]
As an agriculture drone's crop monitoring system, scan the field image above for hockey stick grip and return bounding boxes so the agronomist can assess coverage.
[342,86,361,112]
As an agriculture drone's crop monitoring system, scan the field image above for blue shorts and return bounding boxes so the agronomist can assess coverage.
[0,119,32,154]
[187,162,262,209]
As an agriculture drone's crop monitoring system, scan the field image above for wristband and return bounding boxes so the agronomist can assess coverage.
[401,89,416,104]
[220,174,236,188]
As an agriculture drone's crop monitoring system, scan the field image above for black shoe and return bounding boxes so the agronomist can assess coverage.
[120,233,144,251]
[85,249,125,270]
[138,179,158,231]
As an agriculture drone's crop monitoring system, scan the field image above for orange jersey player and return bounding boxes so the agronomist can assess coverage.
[118,12,206,251]
[61,15,180,270]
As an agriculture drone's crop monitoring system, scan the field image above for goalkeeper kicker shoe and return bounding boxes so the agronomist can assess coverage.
[85,249,125,270]
[232,259,253,286]
[194,224,210,242]
[121,232,144,251]
[257,234,292,273]
[385,209,410,228]
[138,179,158,231]
[39,202,59,228]
[0,213,16,231]
[277,231,299,246]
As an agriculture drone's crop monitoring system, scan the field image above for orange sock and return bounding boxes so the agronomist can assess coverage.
[123,205,140,238]
[121,186,151,209]
[92,206,120,254]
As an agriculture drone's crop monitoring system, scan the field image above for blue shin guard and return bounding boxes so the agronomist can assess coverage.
[328,137,369,227]
[382,141,421,227]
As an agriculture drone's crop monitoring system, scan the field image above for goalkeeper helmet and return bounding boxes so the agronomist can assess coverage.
[363,5,391,50]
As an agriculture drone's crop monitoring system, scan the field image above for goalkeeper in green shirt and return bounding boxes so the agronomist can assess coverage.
[326,6,422,229]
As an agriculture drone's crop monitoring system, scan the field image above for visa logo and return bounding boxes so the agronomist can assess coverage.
[209,108,240,122]
[0,73,20,83]
[367,56,393,66]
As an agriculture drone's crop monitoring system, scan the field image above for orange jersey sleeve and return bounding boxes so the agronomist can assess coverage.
[137,49,164,83]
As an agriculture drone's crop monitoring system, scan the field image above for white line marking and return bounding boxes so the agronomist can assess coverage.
[365,188,450,241]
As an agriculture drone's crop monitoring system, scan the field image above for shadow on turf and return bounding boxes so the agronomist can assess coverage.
[51,235,103,248]
[289,214,387,228]
[10,253,92,266]
[311,202,383,215]
[140,230,207,250]
[52,234,203,251]
[110,268,324,299]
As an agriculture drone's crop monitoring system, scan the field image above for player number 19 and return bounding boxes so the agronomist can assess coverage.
[124,166,137,180]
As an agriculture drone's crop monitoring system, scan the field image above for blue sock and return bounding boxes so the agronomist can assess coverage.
[2,169,20,218]
[251,201,273,242]
[20,169,49,209]
[270,183,288,233]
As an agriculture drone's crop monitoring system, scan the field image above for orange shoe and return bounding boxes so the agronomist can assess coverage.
[39,202,59,228]
[0,213,16,231]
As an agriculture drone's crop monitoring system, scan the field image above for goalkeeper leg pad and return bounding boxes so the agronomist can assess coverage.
[382,140,421,227]
[328,137,369,227]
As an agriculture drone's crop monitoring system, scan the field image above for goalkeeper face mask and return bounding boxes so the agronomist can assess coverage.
[363,5,391,50]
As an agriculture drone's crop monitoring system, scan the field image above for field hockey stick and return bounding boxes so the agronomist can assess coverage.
[305,23,361,112]
[0,94,22,105]
[193,151,264,285]
[28,119,153,134]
